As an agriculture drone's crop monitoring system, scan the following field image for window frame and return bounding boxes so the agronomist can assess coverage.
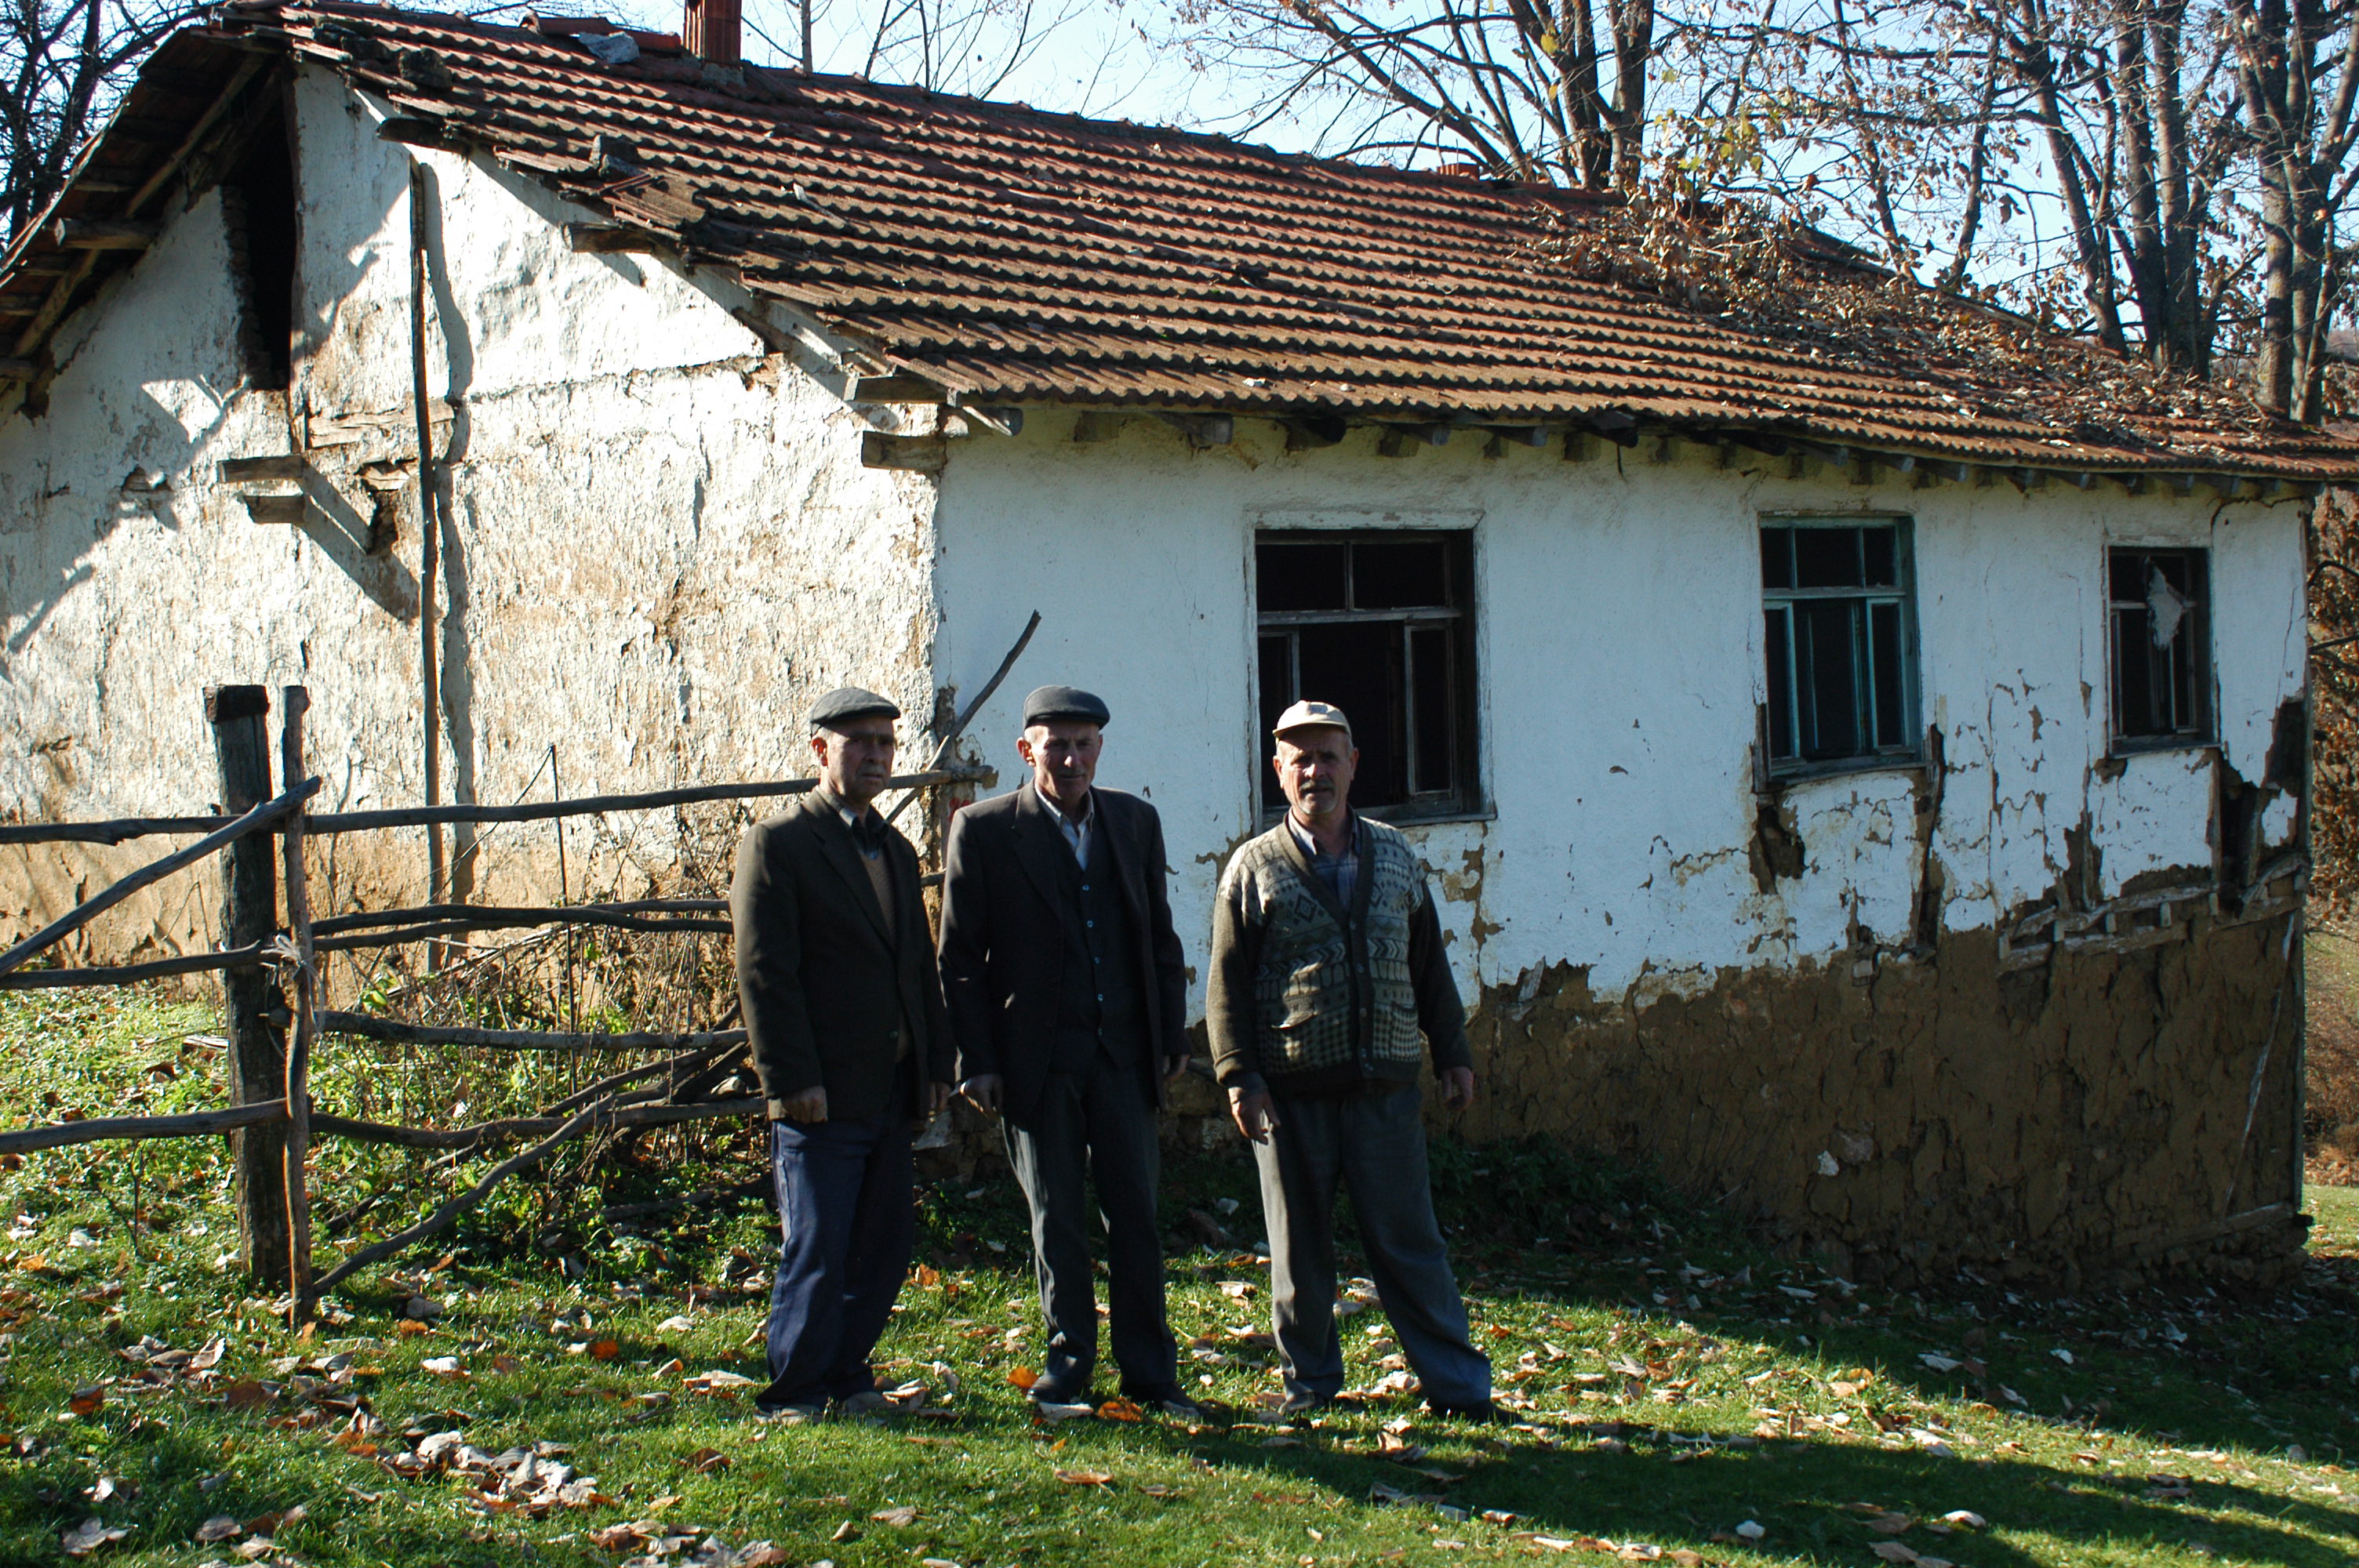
[2104,543,2214,755]
[1757,513,1925,784]
[1252,527,1485,823]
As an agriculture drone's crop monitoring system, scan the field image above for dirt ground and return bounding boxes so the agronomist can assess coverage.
[2306,919,2359,1184]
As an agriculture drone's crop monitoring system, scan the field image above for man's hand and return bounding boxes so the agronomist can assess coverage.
[1438,1065,1476,1111]
[926,1080,954,1118]
[961,1073,1004,1115]
[1229,1086,1278,1144]
[780,1085,829,1123]
[1164,1053,1190,1082]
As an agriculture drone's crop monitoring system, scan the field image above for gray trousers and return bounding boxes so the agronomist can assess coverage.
[1004,1051,1177,1390]
[1252,1081,1492,1407]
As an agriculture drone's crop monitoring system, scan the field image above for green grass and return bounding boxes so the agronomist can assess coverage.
[1,993,2355,1566]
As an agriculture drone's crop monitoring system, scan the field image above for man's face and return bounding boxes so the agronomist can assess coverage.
[811,714,899,808]
[1274,726,1357,823]
[1017,720,1102,806]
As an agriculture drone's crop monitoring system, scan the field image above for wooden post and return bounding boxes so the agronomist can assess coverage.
[409,165,445,929]
[279,687,316,1319]
[208,684,290,1286]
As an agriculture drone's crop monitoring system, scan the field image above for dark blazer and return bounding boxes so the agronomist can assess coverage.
[936,782,1189,1124]
[730,790,953,1123]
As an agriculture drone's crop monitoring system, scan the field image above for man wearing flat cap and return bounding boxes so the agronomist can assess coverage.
[731,686,954,1422]
[937,685,1197,1416]
[1209,699,1494,1422]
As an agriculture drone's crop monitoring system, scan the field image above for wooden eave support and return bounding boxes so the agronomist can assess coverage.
[851,372,947,402]
[242,494,308,526]
[52,218,158,250]
[216,454,307,483]
[567,223,662,253]
[1482,425,1545,458]
[1376,422,1448,456]
[1154,410,1232,446]
[948,404,1024,437]
[0,356,35,379]
[377,117,455,148]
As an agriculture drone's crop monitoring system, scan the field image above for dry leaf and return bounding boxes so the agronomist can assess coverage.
[682,1447,731,1474]
[1939,1511,1986,1529]
[831,1520,861,1543]
[1865,1512,1915,1534]
[1870,1544,1920,1564]
[915,1265,940,1287]
[588,1340,620,1362]
[1096,1397,1144,1422]
[871,1505,919,1526]
[1139,1483,1181,1498]
[222,1380,269,1410]
[190,1337,226,1371]
[1055,1468,1114,1486]
[195,1516,243,1543]
[60,1519,129,1557]
[67,1386,104,1416]
[1007,1366,1038,1391]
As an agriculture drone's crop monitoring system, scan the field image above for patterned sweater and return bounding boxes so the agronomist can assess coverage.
[1207,814,1471,1098]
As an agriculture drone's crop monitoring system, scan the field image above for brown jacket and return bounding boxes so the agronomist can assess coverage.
[730,790,952,1122]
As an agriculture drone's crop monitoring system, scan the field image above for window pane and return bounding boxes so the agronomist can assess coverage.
[1794,526,1864,589]
[1258,540,1349,612]
[1294,620,1405,807]
[1765,606,1794,760]
[1354,539,1452,609]
[1861,525,1898,589]
[2114,606,2157,736]
[2165,622,2194,731]
[1761,526,1794,590]
[1259,633,1295,811]
[1408,626,1453,793]
[2110,551,2145,603]
[1796,600,1863,760]
[1870,601,1904,746]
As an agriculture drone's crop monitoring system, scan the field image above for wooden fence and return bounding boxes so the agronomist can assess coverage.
[0,671,1012,1321]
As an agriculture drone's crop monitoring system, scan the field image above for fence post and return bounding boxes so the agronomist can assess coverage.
[279,686,316,1320]
[208,684,290,1287]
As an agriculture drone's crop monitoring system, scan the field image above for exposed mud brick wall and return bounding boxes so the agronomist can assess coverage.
[1446,907,2305,1289]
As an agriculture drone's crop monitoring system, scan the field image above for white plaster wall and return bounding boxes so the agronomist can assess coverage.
[0,64,936,950]
[932,416,2309,1012]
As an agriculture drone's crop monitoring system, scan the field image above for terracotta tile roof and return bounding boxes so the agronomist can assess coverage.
[5,0,2356,481]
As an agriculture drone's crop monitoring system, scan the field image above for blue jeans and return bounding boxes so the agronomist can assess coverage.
[1252,1082,1492,1408]
[758,1105,914,1410]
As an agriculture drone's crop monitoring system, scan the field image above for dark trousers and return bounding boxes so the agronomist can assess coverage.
[758,1098,914,1410]
[1005,1051,1176,1391]
[1252,1081,1491,1407]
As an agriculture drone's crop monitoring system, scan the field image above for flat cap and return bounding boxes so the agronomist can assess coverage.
[807,685,901,731]
[1022,684,1110,728]
[1273,699,1352,740]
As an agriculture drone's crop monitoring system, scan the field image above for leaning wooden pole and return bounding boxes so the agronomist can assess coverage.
[279,686,316,1320]
[409,164,445,929]
[209,684,291,1287]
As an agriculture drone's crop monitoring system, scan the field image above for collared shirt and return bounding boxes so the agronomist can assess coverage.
[1050,788,1093,870]
[1286,810,1359,906]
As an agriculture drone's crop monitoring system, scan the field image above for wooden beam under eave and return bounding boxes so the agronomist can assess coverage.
[53,218,158,250]
[0,357,35,379]
[568,223,663,253]
[860,432,947,472]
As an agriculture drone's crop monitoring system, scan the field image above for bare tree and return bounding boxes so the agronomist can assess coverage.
[2,0,199,242]
[1163,0,1685,187]
[739,0,1098,99]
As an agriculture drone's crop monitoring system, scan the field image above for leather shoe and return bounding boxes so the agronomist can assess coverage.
[1120,1380,1206,1420]
[1025,1372,1092,1406]
[1427,1398,1502,1424]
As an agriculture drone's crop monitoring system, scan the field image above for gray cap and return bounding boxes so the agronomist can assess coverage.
[1022,684,1110,728]
[807,685,901,731]
[1273,699,1352,740]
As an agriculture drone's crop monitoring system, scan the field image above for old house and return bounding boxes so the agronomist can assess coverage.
[3,0,2350,1285]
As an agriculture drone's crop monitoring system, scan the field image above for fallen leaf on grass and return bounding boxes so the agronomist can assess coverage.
[489,1355,521,1375]
[1007,1366,1038,1391]
[870,1505,919,1526]
[1034,1402,1095,1422]
[831,1520,860,1543]
[1939,1511,1986,1530]
[1863,1512,1915,1535]
[1096,1397,1144,1422]
[60,1519,129,1557]
[657,1315,696,1334]
[190,1336,226,1371]
[420,1357,465,1377]
[1139,1483,1181,1499]
[588,1339,620,1362]
[195,1515,242,1543]
[682,1447,731,1474]
[67,1386,104,1416]
[1054,1468,1114,1486]
[222,1380,270,1410]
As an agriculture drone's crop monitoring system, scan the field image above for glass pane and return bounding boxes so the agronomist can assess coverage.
[1259,633,1294,811]
[2166,624,2194,731]
[1794,526,1864,590]
[1258,539,1349,612]
[1354,539,1452,609]
[1761,526,1794,590]
[1870,601,1904,746]
[1408,626,1452,793]
[1796,600,1863,759]
[2109,550,2145,604]
[1293,621,1405,808]
[1765,606,1794,760]
[2114,606,2157,736]
[1861,525,1898,589]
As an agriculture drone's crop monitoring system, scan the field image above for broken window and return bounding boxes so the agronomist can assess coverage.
[1255,530,1478,816]
[2108,546,2210,748]
[1761,517,1918,774]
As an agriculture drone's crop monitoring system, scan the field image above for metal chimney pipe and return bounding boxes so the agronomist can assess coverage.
[685,0,740,64]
